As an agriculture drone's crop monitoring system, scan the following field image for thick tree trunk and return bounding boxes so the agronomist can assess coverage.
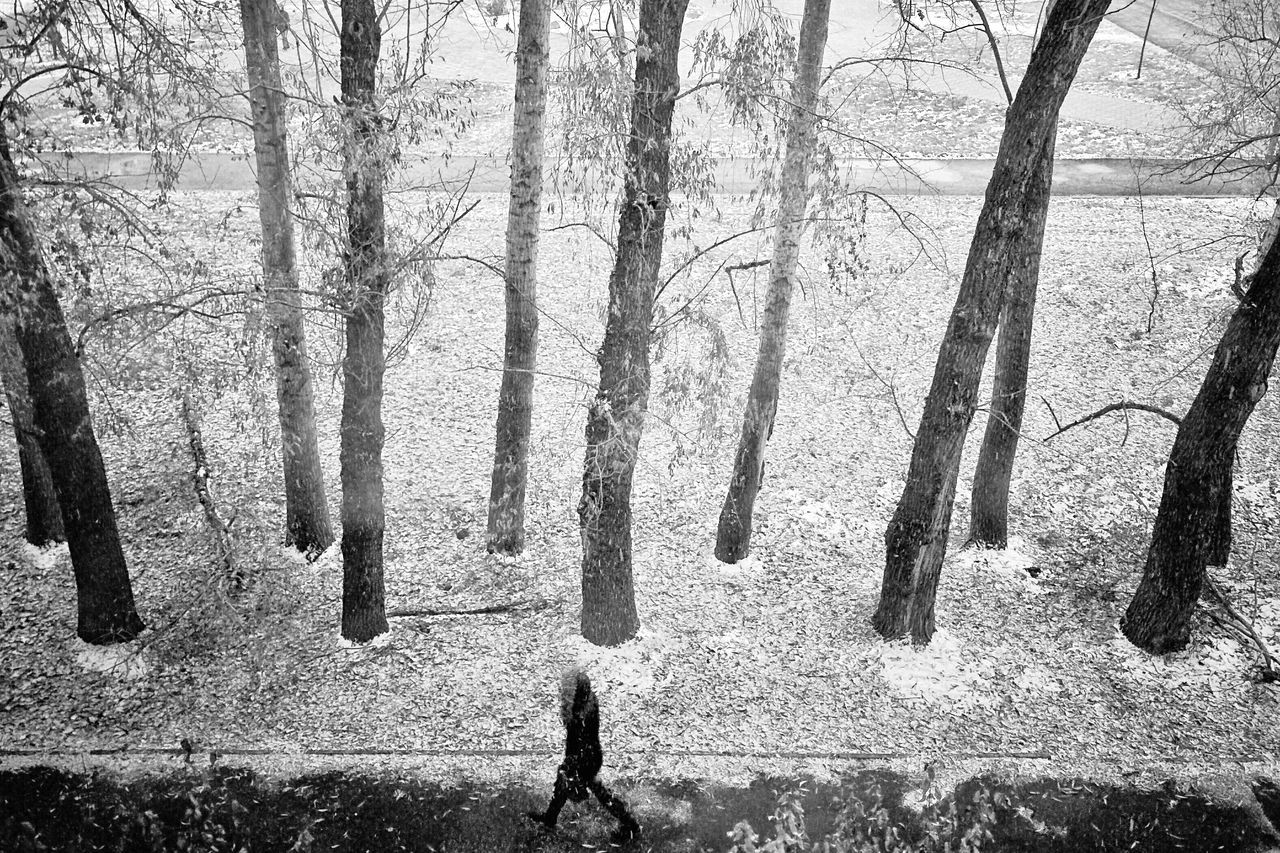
[967,130,1056,550]
[1121,234,1280,653]
[240,0,333,559]
[0,314,63,546]
[715,0,831,564]
[874,0,1108,644]
[0,134,144,643]
[578,0,689,647]
[487,0,549,556]
[338,0,388,643]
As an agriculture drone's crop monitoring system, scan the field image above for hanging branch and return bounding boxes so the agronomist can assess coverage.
[1202,575,1280,683]
[180,392,244,590]
[1043,400,1182,441]
[969,0,1014,105]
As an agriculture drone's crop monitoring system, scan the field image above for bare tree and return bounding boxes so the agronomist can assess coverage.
[0,312,63,547]
[715,0,832,563]
[1121,229,1280,654]
[967,130,1055,549]
[240,0,333,560]
[0,128,144,643]
[874,0,1109,644]
[579,0,690,646]
[338,0,389,643]
[487,0,551,556]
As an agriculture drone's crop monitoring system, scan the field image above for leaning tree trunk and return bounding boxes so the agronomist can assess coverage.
[240,0,333,559]
[1121,233,1280,653]
[487,0,550,556]
[715,0,831,564]
[0,133,144,643]
[578,0,689,647]
[967,130,1056,550]
[0,314,63,546]
[874,0,1108,644]
[338,0,389,643]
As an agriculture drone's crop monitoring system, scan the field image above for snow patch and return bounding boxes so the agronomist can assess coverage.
[73,639,150,680]
[23,541,68,569]
[565,625,677,694]
[876,628,978,706]
[708,553,761,577]
[1109,627,1250,691]
[337,628,395,649]
[955,538,1046,594]
[278,545,312,565]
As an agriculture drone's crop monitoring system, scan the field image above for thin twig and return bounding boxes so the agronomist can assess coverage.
[1202,575,1280,681]
[1135,179,1160,332]
[386,598,549,618]
[1044,400,1181,440]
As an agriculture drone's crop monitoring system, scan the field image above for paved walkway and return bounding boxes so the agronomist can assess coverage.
[40,151,1263,196]
[41,1,1232,197]
[449,0,1194,138]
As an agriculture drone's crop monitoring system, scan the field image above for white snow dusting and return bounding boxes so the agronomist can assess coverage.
[876,627,978,707]
[23,541,68,570]
[337,628,395,649]
[73,638,151,680]
[1109,627,1250,692]
[565,625,677,695]
[954,537,1047,594]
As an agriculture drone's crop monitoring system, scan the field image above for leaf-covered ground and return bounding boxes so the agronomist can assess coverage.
[1,191,1277,793]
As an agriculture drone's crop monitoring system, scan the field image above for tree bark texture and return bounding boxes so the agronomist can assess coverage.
[240,0,334,559]
[967,130,1057,550]
[339,0,389,643]
[578,0,689,646]
[874,0,1108,644]
[1121,234,1280,653]
[715,0,831,564]
[487,0,550,556]
[0,134,144,643]
[0,313,63,546]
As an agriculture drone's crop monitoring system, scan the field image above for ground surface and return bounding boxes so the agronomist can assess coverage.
[2,192,1278,824]
[3,2,1279,851]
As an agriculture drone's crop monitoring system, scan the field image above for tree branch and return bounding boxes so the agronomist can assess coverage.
[1044,400,1182,441]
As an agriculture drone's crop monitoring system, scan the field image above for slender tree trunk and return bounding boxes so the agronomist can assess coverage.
[0,314,63,546]
[578,0,689,646]
[874,0,1108,644]
[338,0,388,643]
[487,0,550,556]
[967,130,1056,550]
[240,0,333,559]
[0,133,143,643]
[715,0,831,564]
[1122,234,1280,653]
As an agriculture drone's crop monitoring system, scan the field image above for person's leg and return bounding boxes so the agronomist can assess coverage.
[587,778,640,837]
[527,765,572,829]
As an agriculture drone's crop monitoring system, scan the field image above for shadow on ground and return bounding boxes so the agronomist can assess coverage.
[1,765,1277,852]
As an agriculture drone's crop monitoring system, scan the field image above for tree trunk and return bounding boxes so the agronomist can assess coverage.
[715,0,831,564]
[487,0,550,556]
[338,0,389,643]
[874,0,1108,644]
[967,130,1056,550]
[578,0,689,647]
[0,133,144,644]
[1121,234,1280,653]
[240,0,333,560]
[0,314,63,546]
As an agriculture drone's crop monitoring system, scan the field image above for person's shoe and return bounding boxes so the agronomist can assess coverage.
[609,821,641,844]
[525,811,556,832]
